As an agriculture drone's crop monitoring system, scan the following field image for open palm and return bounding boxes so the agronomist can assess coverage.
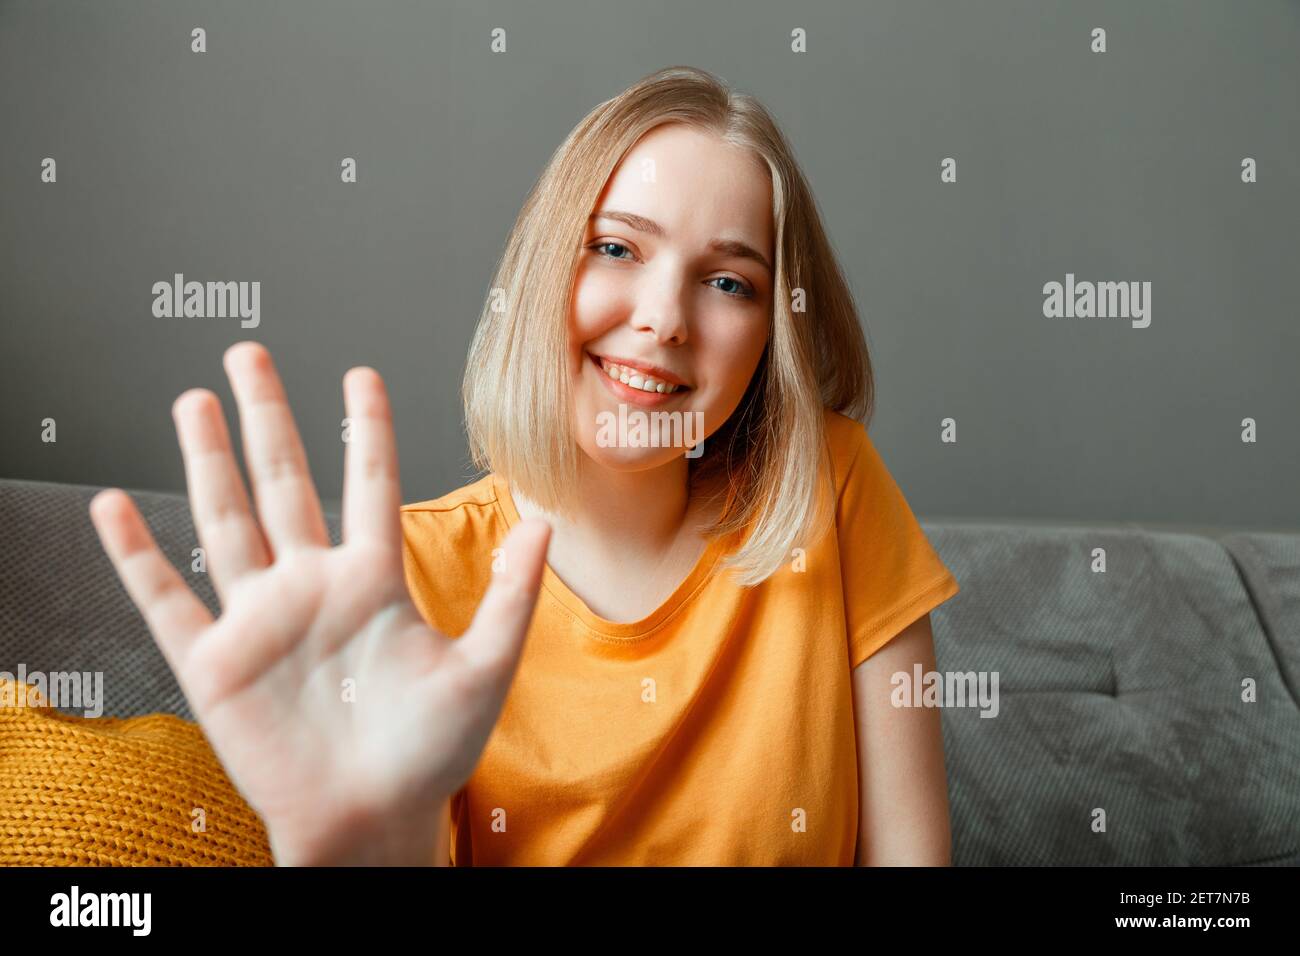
[89,341,550,865]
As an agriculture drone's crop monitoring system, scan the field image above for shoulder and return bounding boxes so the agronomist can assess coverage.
[401,472,501,519]
[400,474,505,636]
[820,407,873,495]
[826,409,960,668]
[401,473,504,544]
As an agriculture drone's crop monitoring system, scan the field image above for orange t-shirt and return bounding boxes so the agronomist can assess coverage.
[400,407,960,865]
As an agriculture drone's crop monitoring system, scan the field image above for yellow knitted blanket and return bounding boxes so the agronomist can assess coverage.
[0,679,273,866]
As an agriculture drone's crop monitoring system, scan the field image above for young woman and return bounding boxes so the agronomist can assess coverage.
[89,66,959,866]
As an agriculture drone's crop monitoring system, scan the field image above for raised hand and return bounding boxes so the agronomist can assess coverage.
[89,341,550,865]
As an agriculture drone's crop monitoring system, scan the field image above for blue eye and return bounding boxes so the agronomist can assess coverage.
[587,241,755,299]
[709,276,755,299]
[590,241,634,261]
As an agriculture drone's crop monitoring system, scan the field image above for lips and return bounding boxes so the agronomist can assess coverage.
[589,352,691,390]
[587,351,691,408]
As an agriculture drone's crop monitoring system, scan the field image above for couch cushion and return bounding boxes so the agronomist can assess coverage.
[0,678,272,865]
[923,522,1300,866]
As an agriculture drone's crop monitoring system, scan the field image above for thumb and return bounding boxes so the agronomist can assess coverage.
[457,518,552,676]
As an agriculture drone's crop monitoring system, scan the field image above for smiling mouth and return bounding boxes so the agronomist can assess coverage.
[587,352,692,394]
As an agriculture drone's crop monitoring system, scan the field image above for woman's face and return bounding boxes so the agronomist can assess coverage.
[568,122,774,470]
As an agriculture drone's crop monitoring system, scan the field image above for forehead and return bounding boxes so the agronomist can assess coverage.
[596,123,774,253]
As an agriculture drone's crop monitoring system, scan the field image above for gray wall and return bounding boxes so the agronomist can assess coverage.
[2,0,1297,531]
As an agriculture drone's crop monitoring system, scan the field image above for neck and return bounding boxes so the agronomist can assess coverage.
[513,454,710,556]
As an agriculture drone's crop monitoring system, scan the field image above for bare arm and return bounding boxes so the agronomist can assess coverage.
[850,612,952,866]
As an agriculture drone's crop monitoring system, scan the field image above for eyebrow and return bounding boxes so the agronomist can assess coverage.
[590,209,773,275]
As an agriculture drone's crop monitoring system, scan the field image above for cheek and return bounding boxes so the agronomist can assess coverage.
[700,327,767,398]
[570,268,625,344]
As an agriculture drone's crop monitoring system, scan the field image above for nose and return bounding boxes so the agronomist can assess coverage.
[630,265,690,346]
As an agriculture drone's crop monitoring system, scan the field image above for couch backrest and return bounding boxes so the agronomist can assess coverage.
[0,478,341,721]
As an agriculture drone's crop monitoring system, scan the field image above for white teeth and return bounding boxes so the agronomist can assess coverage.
[597,357,682,393]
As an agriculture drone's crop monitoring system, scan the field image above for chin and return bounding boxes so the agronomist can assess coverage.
[577,439,689,472]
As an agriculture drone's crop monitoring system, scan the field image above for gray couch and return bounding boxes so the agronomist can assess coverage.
[2,476,1298,866]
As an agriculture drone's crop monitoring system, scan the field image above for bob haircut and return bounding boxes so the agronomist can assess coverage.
[462,65,873,587]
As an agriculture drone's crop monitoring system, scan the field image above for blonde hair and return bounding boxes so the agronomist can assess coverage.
[462,65,873,586]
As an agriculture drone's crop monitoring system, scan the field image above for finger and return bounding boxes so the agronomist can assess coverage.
[88,488,214,672]
[223,341,331,555]
[173,388,272,603]
[457,518,551,678]
[341,366,402,551]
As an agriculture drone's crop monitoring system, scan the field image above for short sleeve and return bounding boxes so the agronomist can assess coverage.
[835,422,960,669]
[400,506,491,640]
